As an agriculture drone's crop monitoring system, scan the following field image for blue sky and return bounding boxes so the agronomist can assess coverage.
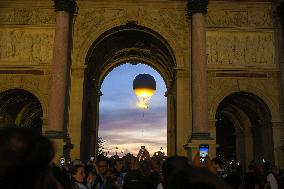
[99,63,167,156]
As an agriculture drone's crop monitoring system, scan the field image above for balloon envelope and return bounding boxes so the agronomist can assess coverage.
[133,74,156,98]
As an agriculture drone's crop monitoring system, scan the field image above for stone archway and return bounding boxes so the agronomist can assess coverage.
[80,24,177,160]
[215,92,274,169]
[0,89,43,133]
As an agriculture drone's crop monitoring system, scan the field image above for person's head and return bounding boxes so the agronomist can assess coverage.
[114,158,124,172]
[105,168,117,181]
[70,165,86,183]
[248,164,254,171]
[167,165,232,189]
[161,156,189,182]
[96,156,108,175]
[0,125,55,189]
[71,159,85,167]
[123,170,147,189]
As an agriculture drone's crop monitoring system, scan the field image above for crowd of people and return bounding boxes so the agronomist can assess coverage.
[0,126,283,189]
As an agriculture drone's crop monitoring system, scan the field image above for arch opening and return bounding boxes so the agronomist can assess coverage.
[215,92,274,169]
[0,89,43,133]
[81,24,176,160]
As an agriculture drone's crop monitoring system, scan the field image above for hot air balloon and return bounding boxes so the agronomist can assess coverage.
[133,74,156,109]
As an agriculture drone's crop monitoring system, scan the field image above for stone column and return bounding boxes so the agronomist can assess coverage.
[46,0,77,159]
[188,0,211,139]
[184,0,212,159]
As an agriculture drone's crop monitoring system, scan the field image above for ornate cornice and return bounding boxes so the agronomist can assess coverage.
[187,0,209,17]
[53,0,77,14]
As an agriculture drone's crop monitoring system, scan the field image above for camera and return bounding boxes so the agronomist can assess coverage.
[140,146,145,153]
[60,157,65,165]
[199,144,209,163]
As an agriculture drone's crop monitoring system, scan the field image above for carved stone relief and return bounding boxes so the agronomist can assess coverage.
[74,8,126,50]
[73,7,188,62]
[141,8,188,48]
[207,7,273,28]
[206,31,275,65]
[0,29,54,64]
[0,8,55,25]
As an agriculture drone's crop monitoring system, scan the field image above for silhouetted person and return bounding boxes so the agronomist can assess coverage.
[244,164,259,189]
[161,156,189,189]
[123,148,160,189]
[167,165,232,189]
[0,125,60,189]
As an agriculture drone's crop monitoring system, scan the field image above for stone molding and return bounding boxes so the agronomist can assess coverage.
[45,130,66,139]
[189,132,213,141]
[53,0,77,14]
[186,0,209,17]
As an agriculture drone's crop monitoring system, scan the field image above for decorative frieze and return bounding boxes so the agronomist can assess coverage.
[0,29,54,64]
[207,7,273,28]
[206,31,275,65]
[0,8,55,25]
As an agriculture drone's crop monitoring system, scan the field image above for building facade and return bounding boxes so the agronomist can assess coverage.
[0,0,283,169]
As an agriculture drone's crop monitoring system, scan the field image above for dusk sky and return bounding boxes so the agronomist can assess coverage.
[99,63,167,157]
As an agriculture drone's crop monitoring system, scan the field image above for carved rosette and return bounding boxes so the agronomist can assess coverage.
[186,0,209,17]
[53,0,77,14]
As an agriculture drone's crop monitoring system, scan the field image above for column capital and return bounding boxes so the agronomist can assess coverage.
[53,0,77,14]
[186,0,209,17]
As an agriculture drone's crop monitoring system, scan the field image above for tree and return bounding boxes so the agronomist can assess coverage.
[97,137,106,156]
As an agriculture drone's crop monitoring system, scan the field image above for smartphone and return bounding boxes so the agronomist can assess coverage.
[199,144,209,163]
[141,146,145,153]
[60,157,65,165]
[90,156,95,161]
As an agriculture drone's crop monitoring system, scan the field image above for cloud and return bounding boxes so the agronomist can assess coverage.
[100,106,166,130]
